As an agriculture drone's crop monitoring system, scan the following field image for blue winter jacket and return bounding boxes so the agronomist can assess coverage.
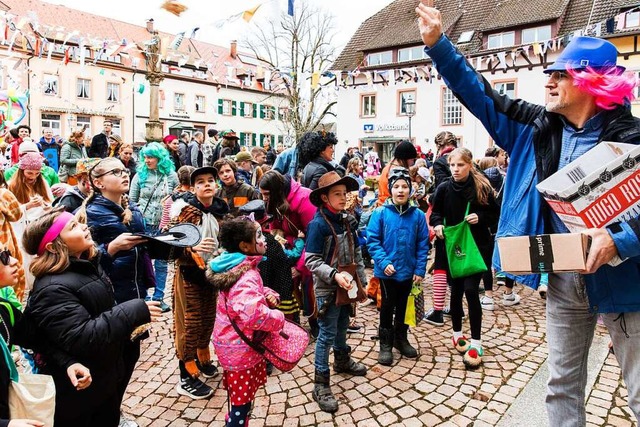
[367,201,430,282]
[426,35,640,313]
[86,195,151,304]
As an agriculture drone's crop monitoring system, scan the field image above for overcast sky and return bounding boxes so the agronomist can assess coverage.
[42,0,395,55]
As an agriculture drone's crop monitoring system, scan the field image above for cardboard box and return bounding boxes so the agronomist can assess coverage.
[497,233,591,274]
[536,141,640,232]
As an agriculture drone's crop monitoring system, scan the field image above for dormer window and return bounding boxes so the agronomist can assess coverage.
[398,46,426,62]
[522,25,552,44]
[367,51,392,66]
[488,31,515,49]
[625,10,640,28]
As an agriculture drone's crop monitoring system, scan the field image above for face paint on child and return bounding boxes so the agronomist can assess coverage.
[254,226,267,255]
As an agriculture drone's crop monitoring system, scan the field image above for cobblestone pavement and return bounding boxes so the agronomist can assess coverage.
[122,274,637,427]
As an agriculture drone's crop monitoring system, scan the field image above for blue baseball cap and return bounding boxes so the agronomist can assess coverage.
[544,36,625,74]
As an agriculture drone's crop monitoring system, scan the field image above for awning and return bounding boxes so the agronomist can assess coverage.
[169,122,197,130]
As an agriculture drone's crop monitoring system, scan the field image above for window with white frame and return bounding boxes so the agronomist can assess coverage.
[278,107,290,121]
[398,90,416,116]
[195,95,205,113]
[222,99,232,115]
[76,116,91,135]
[244,103,254,118]
[494,81,516,98]
[106,82,120,102]
[367,50,393,66]
[626,11,640,28]
[43,74,58,96]
[41,113,61,133]
[487,31,515,49]
[264,105,275,120]
[111,119,121,136]
[361,94,376,117]
[77,78,91,99]
[243,132,254,146]
[442,87,463,125]
[398,46,426,62]
[457,31,475,44]
[522,25,552,44]
[174,93,185,111]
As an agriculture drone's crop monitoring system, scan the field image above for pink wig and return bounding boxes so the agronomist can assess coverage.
[568,67,638,110]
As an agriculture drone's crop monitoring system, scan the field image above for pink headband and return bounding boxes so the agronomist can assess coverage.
[37,212,74,256]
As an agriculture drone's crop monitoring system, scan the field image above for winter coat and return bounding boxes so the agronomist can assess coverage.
[0,297,21,425]
[305,207,367,297]
[0,189,24,298]
[427,34,640,313]
[129,169,179,227]
[215,181,259,213]
[86,195,151,303]
[302,157,345,190]
[53,186,87,213]
[15,257,149,423]
[273,146,298,177]
[208,254,284,372]
[367,200,430,281]
[59,140,86,176]
[259,233,296,300]
[89,133,108,158]
[270,178,316,244]
[40,137,60,171]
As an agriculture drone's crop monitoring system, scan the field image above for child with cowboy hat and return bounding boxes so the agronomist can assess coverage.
[304,171,368,413]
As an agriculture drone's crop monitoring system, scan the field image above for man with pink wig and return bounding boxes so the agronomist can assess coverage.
[417,1,640,425]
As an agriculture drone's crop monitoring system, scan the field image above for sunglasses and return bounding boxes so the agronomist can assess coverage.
[0,250,11,266]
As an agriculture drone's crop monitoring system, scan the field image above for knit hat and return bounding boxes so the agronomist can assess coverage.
[18,140,40,155]
[19,152,43,171]
[387,168,411,192]
[393,140,418,161]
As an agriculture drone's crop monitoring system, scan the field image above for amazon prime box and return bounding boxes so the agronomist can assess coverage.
[497,234,591,274]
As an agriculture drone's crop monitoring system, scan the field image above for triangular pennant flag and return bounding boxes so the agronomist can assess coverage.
[242,4,262,23]
[532,43,541,56]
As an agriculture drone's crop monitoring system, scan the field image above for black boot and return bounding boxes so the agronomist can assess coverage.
[378,327,394,366]
[394,324,418,358]
[333,349,367,376]
[312,371,338,413]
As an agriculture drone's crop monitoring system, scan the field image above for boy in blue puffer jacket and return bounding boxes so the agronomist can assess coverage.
[367,168,430,366]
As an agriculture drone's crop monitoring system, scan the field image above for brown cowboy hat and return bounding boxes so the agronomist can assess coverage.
[309,171,359,207]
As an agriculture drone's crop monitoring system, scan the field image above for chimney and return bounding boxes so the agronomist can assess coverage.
[230,40,237,59]
[146,19,155,33]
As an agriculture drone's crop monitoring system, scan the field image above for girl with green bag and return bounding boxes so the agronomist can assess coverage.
[430,148,499,369]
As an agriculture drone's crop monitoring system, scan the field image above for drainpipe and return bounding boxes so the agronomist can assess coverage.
[132,70,137,144]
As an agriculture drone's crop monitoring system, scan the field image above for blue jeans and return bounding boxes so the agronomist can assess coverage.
[546,272,640,426]
[146,224,168,302]
[314,294,350,375]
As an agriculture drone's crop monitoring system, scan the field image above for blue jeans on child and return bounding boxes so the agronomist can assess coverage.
[314,294,350,375]
[146,224,168,302]
[546,272,640,426]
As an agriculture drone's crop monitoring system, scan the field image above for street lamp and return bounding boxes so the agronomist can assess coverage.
[405,98,416,141]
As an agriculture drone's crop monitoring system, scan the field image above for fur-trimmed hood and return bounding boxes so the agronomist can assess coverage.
[206,253,262,291]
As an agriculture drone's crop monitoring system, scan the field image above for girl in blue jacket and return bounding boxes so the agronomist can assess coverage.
[367,168,429,366]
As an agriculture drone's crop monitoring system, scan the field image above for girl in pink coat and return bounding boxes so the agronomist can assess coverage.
[207,216,285,427]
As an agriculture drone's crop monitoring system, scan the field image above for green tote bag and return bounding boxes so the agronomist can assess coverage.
[443,202,488,279]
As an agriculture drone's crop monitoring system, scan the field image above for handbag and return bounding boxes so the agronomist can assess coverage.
[0,330,55,426]
[320,211,367,306]
[443,202,488,279]
[404,281,425,327]
[224,296,309,372]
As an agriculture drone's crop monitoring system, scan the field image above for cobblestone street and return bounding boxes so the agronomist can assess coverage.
[122,276,636,427]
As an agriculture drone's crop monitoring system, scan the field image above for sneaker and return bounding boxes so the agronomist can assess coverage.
[159,300,171,313]
[119,415,138,427]
[347,320,362,333]
[176,376,213,400]
[452,336,470,354]
[480,296,494,311]
[463,346,484,370]
[538,284,548,300]
[443,306,466,319]
[503,292,521,307]
[423,309,444,326]
[195,360,219,379]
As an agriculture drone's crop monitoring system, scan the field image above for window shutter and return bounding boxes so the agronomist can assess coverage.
[260,134,265,147]
[218,99,223,115]
[252,103,257,118]
[259,105,265,119]
[239,102,245,117]
[278,135,283,145]
[232,101,237,116]
[252,133,257,146]
[240,132,246,144]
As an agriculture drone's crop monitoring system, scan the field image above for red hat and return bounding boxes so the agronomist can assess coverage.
[163,135,178,144]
